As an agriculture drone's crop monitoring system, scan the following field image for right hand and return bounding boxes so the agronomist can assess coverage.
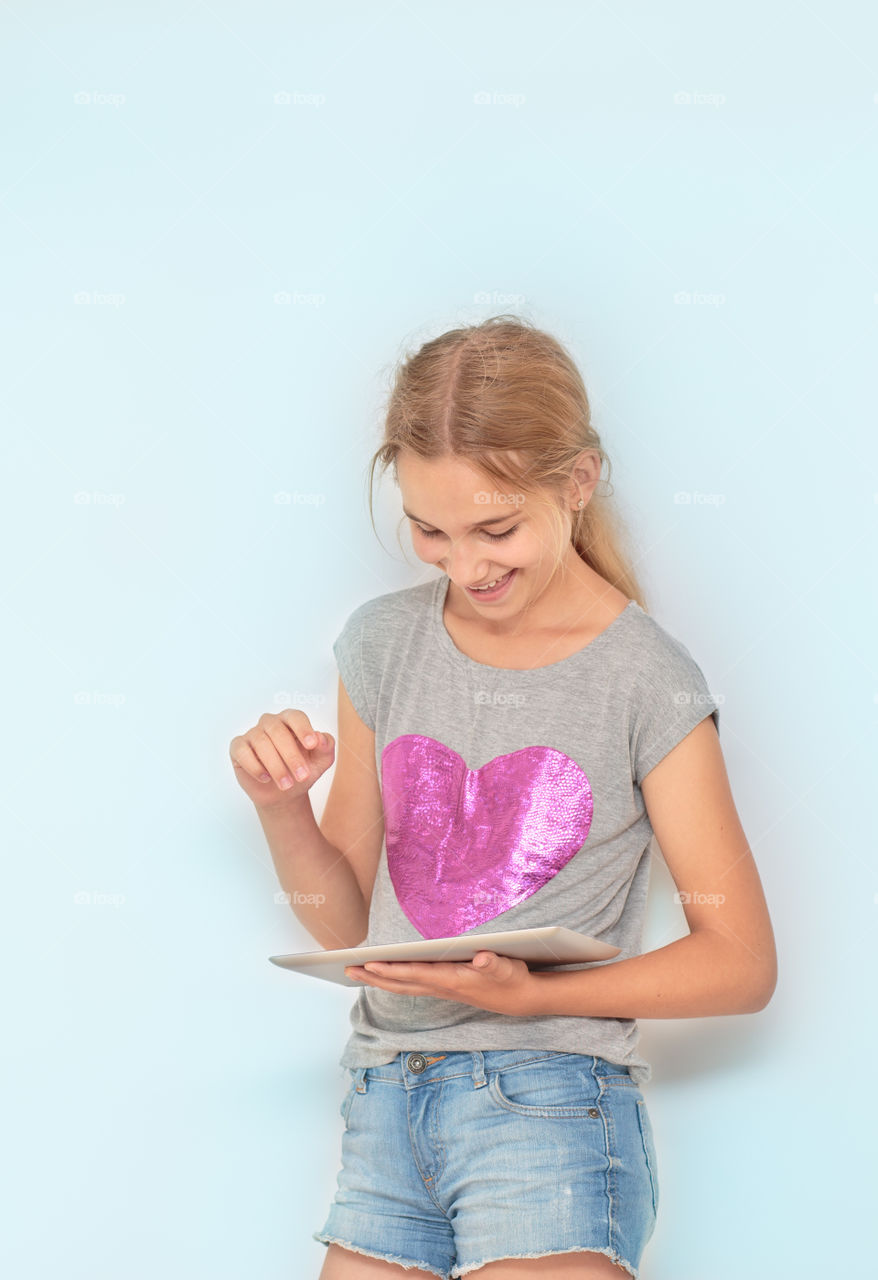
[229,709,336,809]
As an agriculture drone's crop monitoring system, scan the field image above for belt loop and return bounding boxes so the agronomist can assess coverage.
[354,1066,368,1094]
[471,1050,486,1089]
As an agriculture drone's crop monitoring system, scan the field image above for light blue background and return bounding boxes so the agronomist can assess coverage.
[2,3,875,1277]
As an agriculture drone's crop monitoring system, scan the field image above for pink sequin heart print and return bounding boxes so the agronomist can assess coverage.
[381,734,594,939]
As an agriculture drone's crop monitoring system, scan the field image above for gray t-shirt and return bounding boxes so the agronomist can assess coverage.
[331,574,720,1086]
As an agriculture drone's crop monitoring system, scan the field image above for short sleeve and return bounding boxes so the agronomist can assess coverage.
[332,605,376,731]
[630,637,720,788]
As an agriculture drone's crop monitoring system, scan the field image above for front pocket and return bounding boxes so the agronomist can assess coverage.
[339,1073,358,1130]
[488,1058,600,1117]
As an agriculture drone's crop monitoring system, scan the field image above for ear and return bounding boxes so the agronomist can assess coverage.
[566,449,603,510]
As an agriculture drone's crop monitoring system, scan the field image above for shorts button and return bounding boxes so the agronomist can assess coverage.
[406,1053,427,1073]
[588,1107,600,1118]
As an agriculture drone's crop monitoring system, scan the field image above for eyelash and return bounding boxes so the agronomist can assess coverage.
[415,524,520,542]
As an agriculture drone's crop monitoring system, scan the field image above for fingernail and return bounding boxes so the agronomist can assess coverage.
[259,772,271,782]
[304,734,317,747]
[294,766,308,780]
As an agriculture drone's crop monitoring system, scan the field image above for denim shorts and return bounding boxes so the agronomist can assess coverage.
[312,1049,659,1279]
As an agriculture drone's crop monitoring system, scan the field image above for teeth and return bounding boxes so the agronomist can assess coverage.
[472,572,509,590]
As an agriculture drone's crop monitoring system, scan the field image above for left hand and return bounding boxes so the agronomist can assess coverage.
[343,950,539,1016]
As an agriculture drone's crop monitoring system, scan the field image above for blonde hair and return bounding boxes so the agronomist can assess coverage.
[366,314,648,611]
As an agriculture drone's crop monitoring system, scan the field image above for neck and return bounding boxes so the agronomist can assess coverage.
[448,550,609,638]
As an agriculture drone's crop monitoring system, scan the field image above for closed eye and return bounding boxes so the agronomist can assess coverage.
[414,524,520,542]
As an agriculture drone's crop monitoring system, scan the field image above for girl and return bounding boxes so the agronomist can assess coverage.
[230,315,777,1280]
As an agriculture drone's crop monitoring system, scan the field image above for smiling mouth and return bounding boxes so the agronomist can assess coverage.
[467,569,515,591]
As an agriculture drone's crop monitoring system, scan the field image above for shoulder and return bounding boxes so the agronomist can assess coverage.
[621,602,709,676]
[613,602,718,730]
[331,582,437,724]
[621,605,721,769]
[334,579,437,644]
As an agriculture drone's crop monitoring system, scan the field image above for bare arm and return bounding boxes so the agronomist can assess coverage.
[255,797,368,951]
[526,716,778,1018]
[252,676,385,951]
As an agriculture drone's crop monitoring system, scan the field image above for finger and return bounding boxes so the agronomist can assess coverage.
[264,720,326,783]
[263,720,331,781]
[363,961,455,977]
[278,710,333,753]
[345,969,427,993]
[353,962,446,986]
[231,742,274,784]
[358,962,470,996]
[251,729,303,787]
[264,709,318,749]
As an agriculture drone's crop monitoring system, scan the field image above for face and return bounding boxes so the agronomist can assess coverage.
[396,451,579,615]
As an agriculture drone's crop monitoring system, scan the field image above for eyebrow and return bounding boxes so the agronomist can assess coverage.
[402,507,522,530]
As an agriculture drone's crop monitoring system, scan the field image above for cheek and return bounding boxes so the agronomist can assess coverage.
[418,542,444,563]
[510,536,541,567]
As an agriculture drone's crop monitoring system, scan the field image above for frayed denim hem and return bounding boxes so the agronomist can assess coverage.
[313,1232,450,1278]
[451,1244,639,1279]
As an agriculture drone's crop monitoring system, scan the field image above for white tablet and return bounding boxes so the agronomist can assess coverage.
[268,925,620,988]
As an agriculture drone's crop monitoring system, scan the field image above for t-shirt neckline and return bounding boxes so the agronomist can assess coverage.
[430,573,640,676]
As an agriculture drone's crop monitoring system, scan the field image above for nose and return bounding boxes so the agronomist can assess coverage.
[441,541,492,585]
